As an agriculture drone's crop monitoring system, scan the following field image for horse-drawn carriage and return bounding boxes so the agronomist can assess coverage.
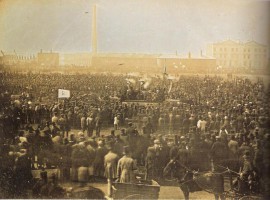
[164,159,263,200]
[112,179,160,200]
[194,170,262,200]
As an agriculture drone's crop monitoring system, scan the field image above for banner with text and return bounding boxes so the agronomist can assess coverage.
[58,89,70,98]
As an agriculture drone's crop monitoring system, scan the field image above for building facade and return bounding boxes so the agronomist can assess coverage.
[37,51,59,66]
[207,40,268,69]
[157,54,216,73]
[91,53,159,73]
[61,53,92,66]
[0,51,36,66]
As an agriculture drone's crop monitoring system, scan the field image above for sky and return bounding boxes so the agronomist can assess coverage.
[0,0,269,55]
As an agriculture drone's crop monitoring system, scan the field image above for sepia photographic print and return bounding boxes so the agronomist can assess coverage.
[0,0,269,199]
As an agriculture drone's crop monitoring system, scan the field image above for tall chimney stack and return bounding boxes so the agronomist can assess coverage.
[92,5,97,54]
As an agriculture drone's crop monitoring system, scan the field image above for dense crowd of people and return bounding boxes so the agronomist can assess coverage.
[0,71,269,198]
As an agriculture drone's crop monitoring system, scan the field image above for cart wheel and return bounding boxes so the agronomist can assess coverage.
[124,194,144,199]
[164,178,178,182]
[239,195,262,200]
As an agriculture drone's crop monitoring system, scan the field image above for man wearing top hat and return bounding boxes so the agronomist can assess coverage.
[126,122,136,138]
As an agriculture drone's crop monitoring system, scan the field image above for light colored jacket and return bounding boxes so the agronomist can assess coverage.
[104,151,119,179]
[117,155,136,183]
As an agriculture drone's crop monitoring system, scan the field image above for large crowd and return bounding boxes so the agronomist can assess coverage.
[0,71,269,198]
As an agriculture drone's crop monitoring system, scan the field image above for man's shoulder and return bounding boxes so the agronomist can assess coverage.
[147,147,157,156]
[212,141,224,147]
[147,146,155,151]
[105,152,118,159]
[119,156,130,162]
[178,148,188,153]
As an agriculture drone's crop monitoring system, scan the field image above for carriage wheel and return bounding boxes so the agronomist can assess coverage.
[239,195,262,200]
[124,194,144,199]
[164,177,178,182]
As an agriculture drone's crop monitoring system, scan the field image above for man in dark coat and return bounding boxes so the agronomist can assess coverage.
[211,136,228,167]
[0,144,16,198]
[145,139,162,180]
[36,130,53,168]
[95,115,102,137]
[114,135,125,157]
[51,122,60,138]
[86,114,95,137]
[13,149,33,198]
[71,142,91,182]
[143,119,154,136]
[233,151,256,194]
[93,140,108,179]
[126,122,136,140]
[126,122,137,151]
[119,129,128,145]
[182,114,190,135]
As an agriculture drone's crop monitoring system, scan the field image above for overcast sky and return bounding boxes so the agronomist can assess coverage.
[0,0,269,55]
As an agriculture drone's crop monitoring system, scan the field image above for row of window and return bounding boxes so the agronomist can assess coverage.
[218,60,262,67]
[214,47,267,53]
[214,54,266,59]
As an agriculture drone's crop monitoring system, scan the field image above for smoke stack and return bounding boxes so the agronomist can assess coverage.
[92,5,97,54]
[200,50,203,57]
[188,52,191,59]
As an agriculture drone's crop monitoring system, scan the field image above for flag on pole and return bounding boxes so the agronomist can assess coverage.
[58,89,70,98]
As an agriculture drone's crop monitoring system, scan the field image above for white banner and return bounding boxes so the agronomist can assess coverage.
[58,89,70,98]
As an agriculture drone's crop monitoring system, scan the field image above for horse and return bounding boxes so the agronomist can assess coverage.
[163,156,225,200]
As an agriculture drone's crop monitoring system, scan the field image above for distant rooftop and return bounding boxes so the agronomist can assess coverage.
[158,54,215,60]
[93,52,160,58]
[211,39,267,47]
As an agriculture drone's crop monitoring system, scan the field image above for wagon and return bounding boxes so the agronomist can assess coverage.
[194,171,263,200]
[112,179,160,199]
